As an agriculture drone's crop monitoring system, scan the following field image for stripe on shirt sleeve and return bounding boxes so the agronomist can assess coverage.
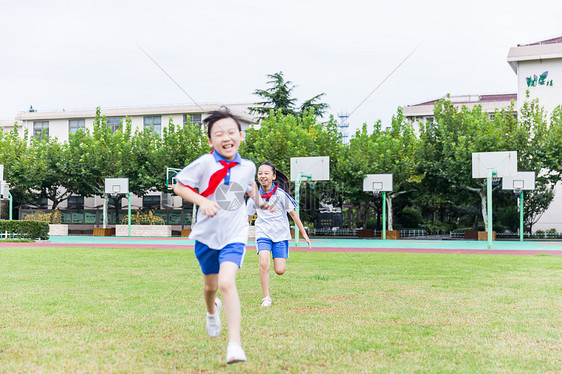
[280,189,297,208]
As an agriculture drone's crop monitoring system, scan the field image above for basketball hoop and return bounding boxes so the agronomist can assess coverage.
[514,189,521,197]
[492,177,501,186]
[372,190,380,197]
[308,180,317,189]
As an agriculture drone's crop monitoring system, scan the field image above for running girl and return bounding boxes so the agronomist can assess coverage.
[247,162,311,307]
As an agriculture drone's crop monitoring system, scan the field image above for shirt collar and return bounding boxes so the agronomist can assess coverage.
[211,149,241,164]
[259,185,276,195]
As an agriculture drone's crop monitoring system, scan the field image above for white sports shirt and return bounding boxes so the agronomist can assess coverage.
[247,186,297,242]
[175,151,256,249]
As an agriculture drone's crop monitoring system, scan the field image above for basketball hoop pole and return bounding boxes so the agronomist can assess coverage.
[103,196,108,229]
[519,190,524,242]
[487,169,493,249]
[382,191,387,240]
[8,191,12,220]
[127,193,131,237]
[294,172,311,246]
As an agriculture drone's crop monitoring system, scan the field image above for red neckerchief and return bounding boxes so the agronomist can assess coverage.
[261,185,277,201]
[197,160,239,197]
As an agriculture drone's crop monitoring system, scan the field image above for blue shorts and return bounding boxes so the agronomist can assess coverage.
[256,238,289,259]
[194,241,246,275]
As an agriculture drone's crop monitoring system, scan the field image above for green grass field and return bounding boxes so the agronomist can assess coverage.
[0,246,560,373]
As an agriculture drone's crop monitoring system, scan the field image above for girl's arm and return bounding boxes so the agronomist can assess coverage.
[248,181,275,212]
[173,182,220,217]
[288,210,311,249]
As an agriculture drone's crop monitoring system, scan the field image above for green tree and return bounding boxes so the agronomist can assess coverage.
[0,125,38,206]
[62,108,117,199]
[31,135,72,210]
[250,72,329,118]
[157,117,209,191]
[418,97,552,232]
[241,112,342,224]
[339,108,420,229]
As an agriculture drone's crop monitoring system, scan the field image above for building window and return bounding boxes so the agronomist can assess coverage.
[67,196,84,210]
[33,121,49,138]
[143,195,161,209]
[36,196,48,209]
[69,119,85,134]
[183,113,202,126]
[107,117,123,134]
[144,116,162,136]
[424,116,434,123]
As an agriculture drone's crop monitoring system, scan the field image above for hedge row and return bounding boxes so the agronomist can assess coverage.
[0,220,49,240]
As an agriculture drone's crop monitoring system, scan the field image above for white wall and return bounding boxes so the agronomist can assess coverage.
[517,59,562,118]
[516,57,562,232]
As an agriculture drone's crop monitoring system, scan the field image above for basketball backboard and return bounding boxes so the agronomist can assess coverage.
[472,151,517,178]
[0,181,9,198]
[502,171,535,191]
[363,174,393,192]
[166,167,182,190]
[104,178,129,194]
[290,156,330,182]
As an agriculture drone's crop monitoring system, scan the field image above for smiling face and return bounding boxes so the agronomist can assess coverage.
[257,164,276,190]
[208,117,244,161]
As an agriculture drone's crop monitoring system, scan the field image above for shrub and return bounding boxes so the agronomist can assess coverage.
[395,206,424,229]
[121,210,165,225]
[23,210,61,224]
[365,219,377,230]
[421,221,458,234]
[0,220,49,240]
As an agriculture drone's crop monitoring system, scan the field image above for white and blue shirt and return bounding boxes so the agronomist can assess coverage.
[176,151,256,249]
[247,186,297,242]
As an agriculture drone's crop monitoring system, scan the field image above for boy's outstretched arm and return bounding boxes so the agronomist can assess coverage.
[173,182,221,217]
[288,210,312,249]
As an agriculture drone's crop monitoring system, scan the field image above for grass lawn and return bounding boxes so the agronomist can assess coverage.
[0,246,560,373]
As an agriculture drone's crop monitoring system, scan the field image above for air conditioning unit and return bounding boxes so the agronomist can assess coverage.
[162,192,174,208]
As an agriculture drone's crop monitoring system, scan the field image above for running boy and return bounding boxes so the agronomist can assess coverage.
[173,109,271,364]
[247,162,311,307]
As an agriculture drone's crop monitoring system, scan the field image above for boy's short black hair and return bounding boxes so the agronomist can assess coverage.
[203,108,242,138]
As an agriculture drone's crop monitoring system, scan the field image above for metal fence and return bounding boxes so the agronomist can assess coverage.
[309,228,429,237]
[0,231,23,239]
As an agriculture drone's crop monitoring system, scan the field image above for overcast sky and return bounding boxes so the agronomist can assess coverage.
[1,0,562,133]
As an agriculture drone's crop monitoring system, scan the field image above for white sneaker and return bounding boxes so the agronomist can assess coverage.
[206,298,222,338]
[261,296,272,307]
[226,342,247,364]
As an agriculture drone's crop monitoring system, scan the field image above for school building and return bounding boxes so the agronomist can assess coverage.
[403,35,562,232]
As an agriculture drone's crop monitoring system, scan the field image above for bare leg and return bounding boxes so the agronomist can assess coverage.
[218,261,241,345]
[258,250,271,298]
[273,258,286,275]
[203,273,219,314]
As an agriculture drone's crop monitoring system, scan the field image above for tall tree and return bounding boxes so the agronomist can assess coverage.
[241,111,342,224]
[250,72,329,118]
[339,108,421,229]
[32,135,71,210]
[0,126,38,206]
[418,97,553,232]
[157,116,209,191]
